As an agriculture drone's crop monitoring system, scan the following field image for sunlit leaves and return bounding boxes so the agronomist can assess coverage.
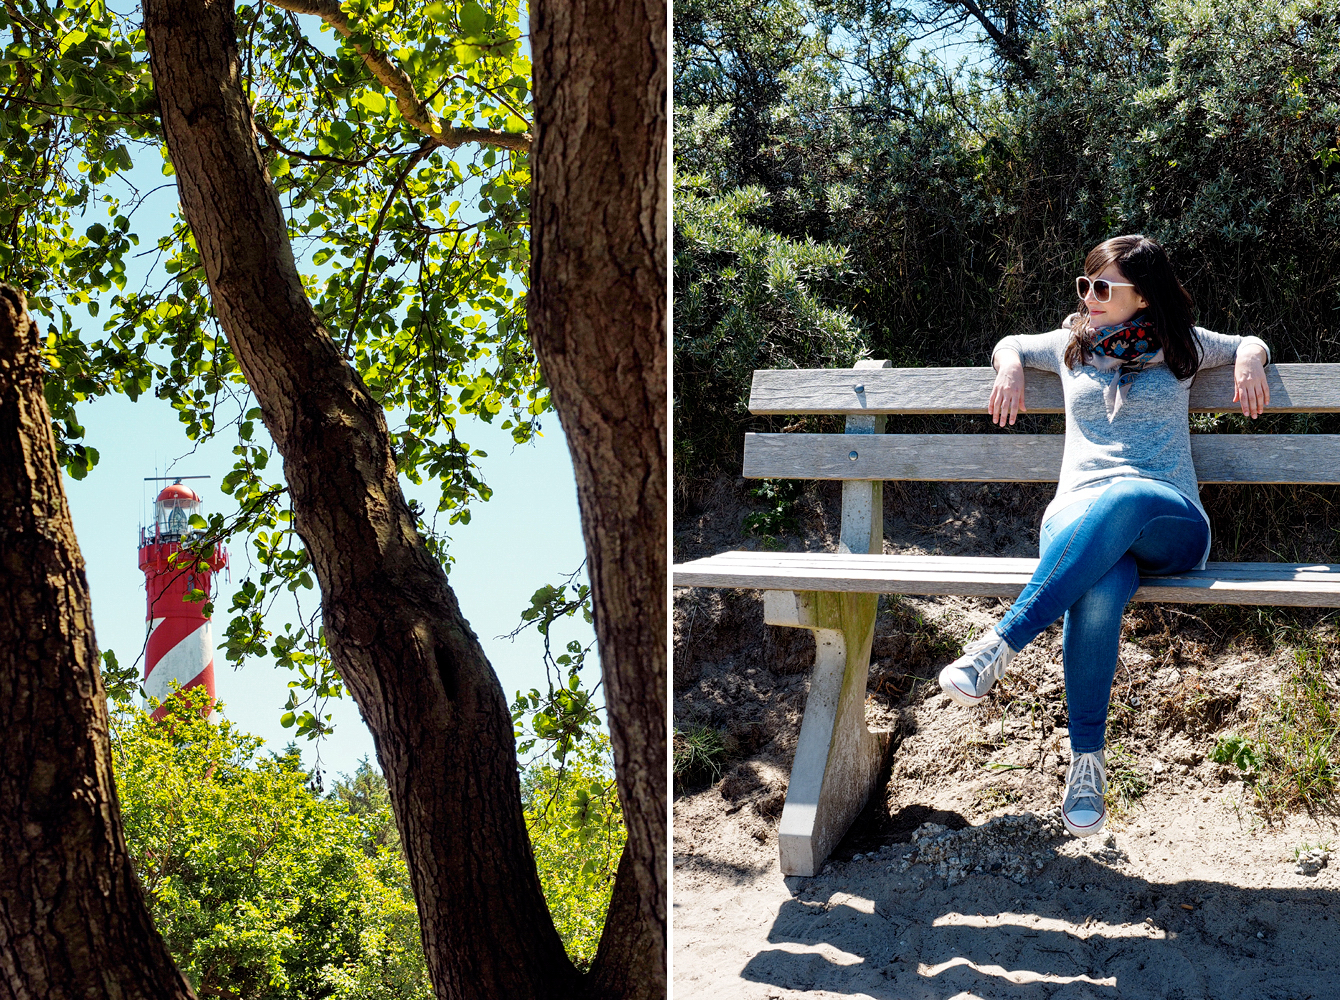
[522,735,625,969]
[105,683,433,999]
[3,1,546,722]
[509,567,600,765]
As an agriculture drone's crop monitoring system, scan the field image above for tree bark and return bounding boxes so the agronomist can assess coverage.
[142,0,665,997]
[530,2,667,997]
[0,285,197,1000]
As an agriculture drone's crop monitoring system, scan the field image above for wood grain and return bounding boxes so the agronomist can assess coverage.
[672,552,1340,607]
[748,363,1340,416]
[742,432,1340,484]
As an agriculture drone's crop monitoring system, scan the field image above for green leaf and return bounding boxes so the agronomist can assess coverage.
[59,28,88,55]
[357,90,387,114]
[459,1,486,36]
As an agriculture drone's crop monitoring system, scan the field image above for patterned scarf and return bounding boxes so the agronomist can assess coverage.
[1085,314,1163,420]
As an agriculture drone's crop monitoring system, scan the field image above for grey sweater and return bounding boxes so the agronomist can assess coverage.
[993,328,1271,570]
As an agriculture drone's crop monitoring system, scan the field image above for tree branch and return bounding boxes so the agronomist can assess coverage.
[345,138,434,353]
[953,0,1034,79]
[263,0,532,153]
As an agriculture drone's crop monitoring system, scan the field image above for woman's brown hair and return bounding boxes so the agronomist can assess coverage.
[1063,234,1200,380]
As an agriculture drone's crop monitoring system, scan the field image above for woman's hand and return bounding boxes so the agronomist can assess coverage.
[989,349,1026,426]
[1233,344,1270,419]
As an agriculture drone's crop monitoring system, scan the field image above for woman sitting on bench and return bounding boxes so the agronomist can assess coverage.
[937,233,1271,838]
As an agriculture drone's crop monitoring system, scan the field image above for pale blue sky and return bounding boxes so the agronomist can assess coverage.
[65,393,592,785]
[57,16,594,785]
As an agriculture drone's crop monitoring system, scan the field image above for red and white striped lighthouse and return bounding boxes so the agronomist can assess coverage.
[139,480,228,718]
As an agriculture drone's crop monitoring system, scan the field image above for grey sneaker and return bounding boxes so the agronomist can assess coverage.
[938,628,1016,706]
[1062,750,1108,838]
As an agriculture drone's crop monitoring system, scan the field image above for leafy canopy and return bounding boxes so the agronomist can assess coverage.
[0,0,564,736]
[110,684,433,1000]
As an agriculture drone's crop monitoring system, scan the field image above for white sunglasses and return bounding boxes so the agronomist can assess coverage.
[1076,276,1136,302]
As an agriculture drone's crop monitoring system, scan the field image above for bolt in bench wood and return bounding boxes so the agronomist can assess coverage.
[672,359,1340,876]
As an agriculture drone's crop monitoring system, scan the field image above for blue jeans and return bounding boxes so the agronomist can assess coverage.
[994,480,1210,753]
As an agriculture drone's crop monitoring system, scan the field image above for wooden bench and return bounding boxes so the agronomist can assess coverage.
[672,358,1340,876]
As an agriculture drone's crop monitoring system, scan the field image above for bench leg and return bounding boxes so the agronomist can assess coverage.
[765,589,890,876]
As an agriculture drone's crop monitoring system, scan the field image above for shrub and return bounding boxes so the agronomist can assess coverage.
[674,175,868,483]
[110,687,432,1000]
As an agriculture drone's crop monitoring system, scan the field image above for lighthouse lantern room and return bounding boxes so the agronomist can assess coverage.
[139,478,228,718]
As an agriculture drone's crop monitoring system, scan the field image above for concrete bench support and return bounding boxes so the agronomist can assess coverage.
[768,358,890,876]
[765,589,889,876]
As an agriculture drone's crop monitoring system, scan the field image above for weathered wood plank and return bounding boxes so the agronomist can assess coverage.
[748,363,1340,416]
[696,551,1340,580]
[742,432,1340,484]
[671,553,1340,606]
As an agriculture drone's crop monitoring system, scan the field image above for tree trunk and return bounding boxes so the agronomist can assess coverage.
[530,2,667,997]
[0,285,197,1000]
[142,1,664,996]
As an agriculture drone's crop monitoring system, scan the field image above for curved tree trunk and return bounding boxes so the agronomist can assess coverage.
[0,285,198,1000]
[530,2,668,997]
[143,0,664,997]
[142,3,575,998]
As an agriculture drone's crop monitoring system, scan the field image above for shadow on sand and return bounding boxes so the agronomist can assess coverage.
[739,854,1340,999]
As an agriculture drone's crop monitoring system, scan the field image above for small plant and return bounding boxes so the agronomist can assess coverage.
[1209,648,1340,816]
[972,783,1023,812]
[743,479,803,540]
[673,725,731,790]
[1293,839,1333,862]
[1210,734,1260,773]
[1104,743,1150,814]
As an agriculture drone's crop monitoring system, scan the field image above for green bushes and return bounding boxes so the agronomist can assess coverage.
[674,0,1340,496]
[522,735,626,969]
[112,684,628,992]
[674,177,867,483]
[110,688,432,1000]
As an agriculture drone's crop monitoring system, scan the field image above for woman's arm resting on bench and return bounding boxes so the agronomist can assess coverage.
[990,347,1026,427]
[1233,342,1270,419]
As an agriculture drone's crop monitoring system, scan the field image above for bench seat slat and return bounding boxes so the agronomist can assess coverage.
[698,550,1340,579]
[673,553,1340,607]
[743,432,1340,484]
[748,363,1340,416]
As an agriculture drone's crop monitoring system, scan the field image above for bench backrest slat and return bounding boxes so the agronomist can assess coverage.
[748,363,1340,416]
[743,432,1340,484]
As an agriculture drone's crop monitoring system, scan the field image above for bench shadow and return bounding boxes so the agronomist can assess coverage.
[738,856,1340,999]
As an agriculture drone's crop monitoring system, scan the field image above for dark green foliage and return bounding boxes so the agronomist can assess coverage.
[743,478,804,539]
[674,178,867,483]
[675,0,1340,498]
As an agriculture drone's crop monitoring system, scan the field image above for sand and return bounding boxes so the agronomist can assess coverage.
[673,476,1340,999]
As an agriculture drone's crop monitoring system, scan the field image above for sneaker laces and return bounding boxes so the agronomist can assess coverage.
[1066,752,1106,811]
[960,630,1011,687]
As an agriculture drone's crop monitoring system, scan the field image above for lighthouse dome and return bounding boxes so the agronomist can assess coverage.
[156,483,202,503]
[152,481,204,539]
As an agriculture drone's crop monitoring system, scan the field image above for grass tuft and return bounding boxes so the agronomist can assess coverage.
[1210,647,1340,816]
[1104,742,1151,815]
[673,725,731,791]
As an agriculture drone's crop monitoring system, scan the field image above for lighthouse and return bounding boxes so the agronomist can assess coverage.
[139,479,228,718]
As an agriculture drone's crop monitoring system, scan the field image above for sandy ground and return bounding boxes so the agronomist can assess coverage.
[673,762,1340,1000]
[673,477,1340,999]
